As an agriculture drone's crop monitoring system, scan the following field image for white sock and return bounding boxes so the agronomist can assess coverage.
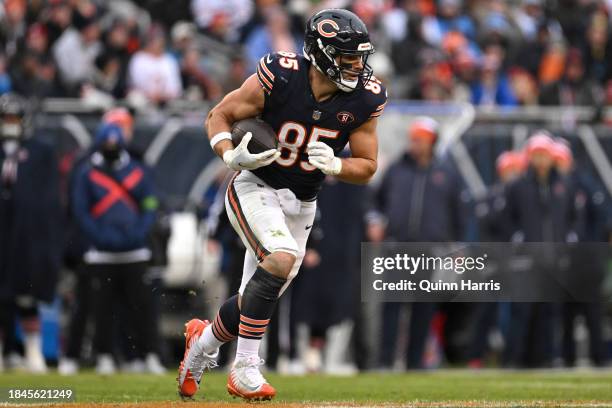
[197,324,224,355]
[24,332,43,358]
[235,337,261,361]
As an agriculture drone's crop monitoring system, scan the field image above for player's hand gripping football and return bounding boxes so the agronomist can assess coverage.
[223,132,280,171]
[306,141,342,176]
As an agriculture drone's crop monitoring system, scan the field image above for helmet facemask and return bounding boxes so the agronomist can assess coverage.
[305,37,374,92]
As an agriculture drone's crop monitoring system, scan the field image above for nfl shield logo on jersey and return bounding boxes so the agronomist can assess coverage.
[312,110,322,120]
[336,111,355,125]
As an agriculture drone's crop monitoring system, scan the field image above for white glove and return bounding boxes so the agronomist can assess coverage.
[306,141,342,176]
[223,132,280,171]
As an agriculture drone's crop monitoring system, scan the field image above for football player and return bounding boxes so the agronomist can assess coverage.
[178,8,387,401]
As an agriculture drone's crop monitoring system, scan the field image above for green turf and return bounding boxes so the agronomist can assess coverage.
[0,371,611,404]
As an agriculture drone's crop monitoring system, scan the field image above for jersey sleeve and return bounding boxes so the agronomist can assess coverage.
[256,52,297,99]
[365,77,388,120]
[256,53,277,95]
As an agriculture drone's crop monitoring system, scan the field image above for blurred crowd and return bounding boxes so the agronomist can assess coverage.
[1,0,612,110]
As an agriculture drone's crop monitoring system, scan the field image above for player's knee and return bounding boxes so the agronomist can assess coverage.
[261,251,296,279]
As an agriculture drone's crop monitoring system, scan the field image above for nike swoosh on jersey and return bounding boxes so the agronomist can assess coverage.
[305,224,313,230]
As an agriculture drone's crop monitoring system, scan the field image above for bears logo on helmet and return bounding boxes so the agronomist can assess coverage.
[303,9,375,92]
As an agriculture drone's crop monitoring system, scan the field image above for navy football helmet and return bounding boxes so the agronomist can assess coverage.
[303,9,375,92]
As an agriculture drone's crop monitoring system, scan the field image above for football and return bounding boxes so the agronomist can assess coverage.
[231,117,278,154]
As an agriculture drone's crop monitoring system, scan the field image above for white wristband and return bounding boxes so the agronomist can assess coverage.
[210,131,232,149]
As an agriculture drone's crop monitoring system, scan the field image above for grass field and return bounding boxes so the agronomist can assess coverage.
[1,370,611,407]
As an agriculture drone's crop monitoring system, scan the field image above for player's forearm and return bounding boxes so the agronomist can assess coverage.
[336,157,377,184]
[206,107,234,157]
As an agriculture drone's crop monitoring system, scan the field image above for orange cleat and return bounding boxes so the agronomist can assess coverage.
[227,356,276,401]
[177,319,218,398]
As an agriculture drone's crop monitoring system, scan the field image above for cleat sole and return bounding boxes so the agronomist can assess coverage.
[227,384,274,402]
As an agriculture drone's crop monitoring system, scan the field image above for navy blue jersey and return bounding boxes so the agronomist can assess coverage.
[252,52,387,201]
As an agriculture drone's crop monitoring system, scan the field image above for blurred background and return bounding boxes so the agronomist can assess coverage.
[0,0,611,377]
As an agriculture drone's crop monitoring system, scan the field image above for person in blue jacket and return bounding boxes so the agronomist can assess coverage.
[71,123,163,375]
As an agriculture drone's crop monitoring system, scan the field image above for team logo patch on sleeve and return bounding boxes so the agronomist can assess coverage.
[337,111,355,125]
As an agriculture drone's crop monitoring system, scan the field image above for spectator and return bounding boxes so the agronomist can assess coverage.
[170,21,197,62]
[9,21,63,98]
[10,51,61,98]
[0,93,62,373]
[554,0,597,47]
[127,28,182,106]
[94,20,132,99]
[468,150,525,367]
[368,117,463,369]
[415,60,457,101]
[40,0,73,48]
[582,11,612,84]
[477,1,520,55]
[539,48,603,107]
[59,107,139,376]
[244,6,300,73]
[71,123,164,375]
[191,0,254,43]
[23,22,50,58]
[390,14,445,98]
[180,47,222,101]
[503,131,576,368]
[422,0,477,46]
[552,140,609,367]
[52,11,102,96]
[0,0,27,60]
[512,0,546,42]
[470,42,517,106]
[509,67,539,106]
[515,19,561,79]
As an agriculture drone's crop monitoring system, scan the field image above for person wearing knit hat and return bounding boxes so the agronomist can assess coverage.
[552,139,573,175]
[93,123,126,164]
[524,130,556,182]
[408,116,439,165]
[503,129,577,368]
[368,114,463,369]
[70,121,164,376]
[102,107,134,142]
[496,150,525,183]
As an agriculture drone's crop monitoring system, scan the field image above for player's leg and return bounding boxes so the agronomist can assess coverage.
[229,193,316,400]
[224,174,302,400]
[179,172,293,399]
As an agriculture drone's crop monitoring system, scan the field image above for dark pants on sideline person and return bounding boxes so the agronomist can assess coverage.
[504,302,555,367]
[562,302,607,366]
[90,262,158,357]
[64,267,92,360]
[380,302,437,369]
